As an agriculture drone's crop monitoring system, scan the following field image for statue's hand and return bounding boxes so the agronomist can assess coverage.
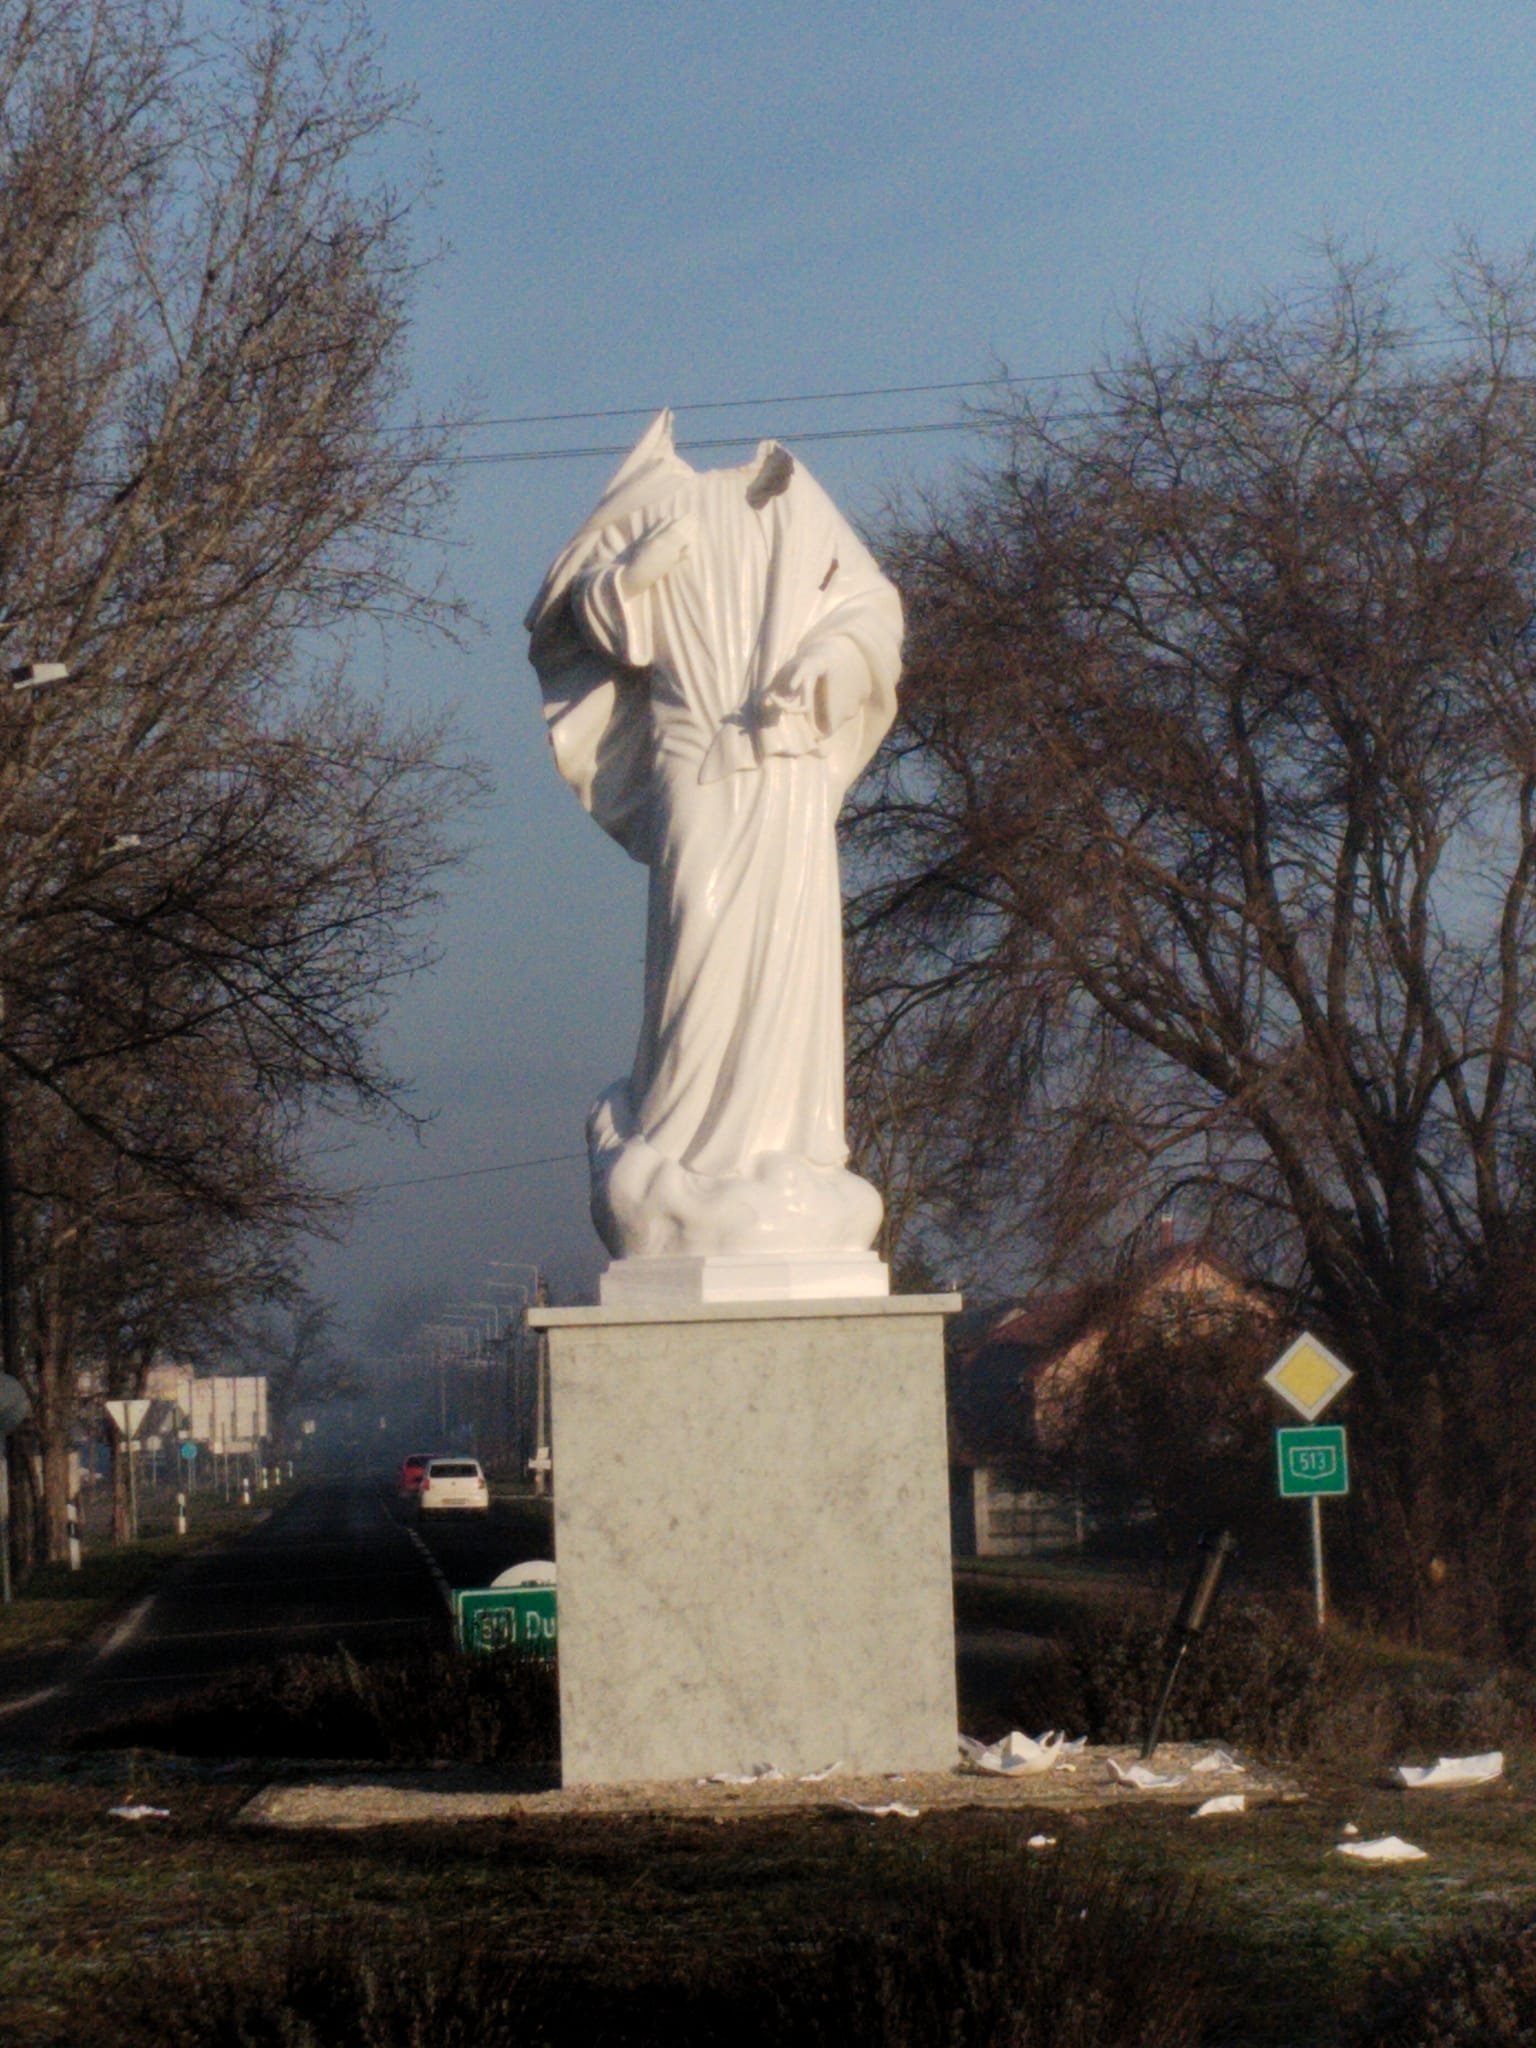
[617,512,696,597]
[761,640,868,738]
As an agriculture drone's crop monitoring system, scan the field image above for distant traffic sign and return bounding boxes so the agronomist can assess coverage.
[104,1398,152,1441]
[179,1440,198,1463]
[1276,1425,1349,1498]
[1264,1333,1352,1421]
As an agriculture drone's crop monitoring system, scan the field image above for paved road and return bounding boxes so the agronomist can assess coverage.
[0,1477,554,1749]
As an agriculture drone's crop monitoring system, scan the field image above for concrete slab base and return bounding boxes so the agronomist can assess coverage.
[236,1748,1298,1828]
[529,1294,961,1787]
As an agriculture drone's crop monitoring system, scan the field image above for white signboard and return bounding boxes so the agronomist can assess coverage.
[104,1397,152,1441]
[188,1375,268,1453]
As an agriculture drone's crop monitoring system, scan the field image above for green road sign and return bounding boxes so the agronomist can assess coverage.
[454,1585,557,1658]
[1276,1425,1349,1499]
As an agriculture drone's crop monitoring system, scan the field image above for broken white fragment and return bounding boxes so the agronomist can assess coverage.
[1107,1757,1186,1790]
[108,1804,170,1821]
[1335,1835,1427,1862]
[839,1798,921,1819]
[1190,1750,1246,1774]
[957,1729,1086,1776]
[1341,1822,1360,1837]
[798,1760,843,1783]
[1394,1752,1503,1789]
[702,1763,783,1786]
[1026,1833,1057,1849]
[1192,1794,1246,1818]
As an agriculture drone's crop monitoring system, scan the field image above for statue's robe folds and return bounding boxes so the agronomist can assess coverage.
[525,414,902,1261]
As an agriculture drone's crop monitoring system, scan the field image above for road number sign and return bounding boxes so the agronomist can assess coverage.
[1264,1333,1353,1420]
[454,1585,557,1658]
[1276,1425,1349,1498]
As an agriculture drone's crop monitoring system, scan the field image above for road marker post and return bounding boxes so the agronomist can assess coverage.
[1264,1334,1353,1627]
[66,1496,80,1572]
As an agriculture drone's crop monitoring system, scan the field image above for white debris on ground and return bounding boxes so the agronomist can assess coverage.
[1191,1794,1246,1818]
[957,1730,1089,1775]
[108,1804,170,1821]
[1026,1834,1057,1848]
[798,1761,842,1782]
[839,1799,921,1819]
[1107,1758,1187,1790]
[237,1744,1294,1830]
[699,1763,783,1786]
[1394,1751,1503,1789]
[1190,1750,1247,1774]
[1341,1822,1360,1836]
[1335,1835,1428,1862]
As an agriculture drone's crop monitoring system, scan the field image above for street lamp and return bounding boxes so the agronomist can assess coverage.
[488,1262,549,1495]
[10,662,68,692]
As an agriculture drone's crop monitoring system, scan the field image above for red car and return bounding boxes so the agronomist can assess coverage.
[398,1452,433,1499]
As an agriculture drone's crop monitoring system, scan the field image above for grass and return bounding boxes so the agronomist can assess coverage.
[7,1538,1536,2043]
[953,1551,1162,1636]
[2,1753,1535,2046]
[0,1501,257,1666]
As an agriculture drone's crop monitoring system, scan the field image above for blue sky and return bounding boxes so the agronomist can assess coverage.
[298,0,1536,1322]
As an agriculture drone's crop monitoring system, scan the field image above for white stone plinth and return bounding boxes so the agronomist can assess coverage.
[598,1250,889,1308]
[529,1294,961,1787]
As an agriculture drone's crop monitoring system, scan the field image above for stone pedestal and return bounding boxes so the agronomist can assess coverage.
[528,1294,960,1787]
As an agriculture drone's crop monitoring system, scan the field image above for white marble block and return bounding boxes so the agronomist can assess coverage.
[598,1250,889,1308]
[530,1294,960,1787]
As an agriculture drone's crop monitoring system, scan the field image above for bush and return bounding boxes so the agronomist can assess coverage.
[1347,1904,1536,2045]
[102,1839,1212,2048]
[72,1643,559,1767]
[1015,1596,1353,1757]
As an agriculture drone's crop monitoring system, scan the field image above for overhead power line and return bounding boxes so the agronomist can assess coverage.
[356,1148,584,1195]
[435,418,973,468]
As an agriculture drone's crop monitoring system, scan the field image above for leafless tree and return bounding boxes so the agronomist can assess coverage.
[0,2,482,1564]
[849,247,1536,1646]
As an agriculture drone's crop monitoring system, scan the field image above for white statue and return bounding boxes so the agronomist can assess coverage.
[526,412,901,1290]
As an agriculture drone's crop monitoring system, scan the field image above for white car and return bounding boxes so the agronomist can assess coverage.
[417,1457,490,1512]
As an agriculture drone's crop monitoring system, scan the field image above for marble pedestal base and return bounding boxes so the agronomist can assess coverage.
[598,1250,889,1308]
[528,1294,961,1787]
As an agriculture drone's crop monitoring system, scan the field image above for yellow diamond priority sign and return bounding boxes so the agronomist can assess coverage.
[1264,1332,1352,1421]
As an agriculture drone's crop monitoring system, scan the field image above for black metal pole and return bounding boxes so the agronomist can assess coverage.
[1141,1528,1237,1759]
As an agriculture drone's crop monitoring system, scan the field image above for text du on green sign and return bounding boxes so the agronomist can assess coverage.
[454,1586,557,1657]
[1275,1425,1349,1499]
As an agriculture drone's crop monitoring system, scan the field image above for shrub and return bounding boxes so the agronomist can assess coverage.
[1347,1903,1536,2045]
[71,1643,559,1767]
[101,1839,1212,2048]
[1015,1596,1353,1757]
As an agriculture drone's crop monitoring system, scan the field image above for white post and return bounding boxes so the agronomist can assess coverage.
[1310,1494,1326,1628]
[66,1495,81,1572]
[241,1475,250,1507]
[175,1491,187,1538]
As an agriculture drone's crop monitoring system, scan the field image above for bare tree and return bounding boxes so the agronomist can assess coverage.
[849,247,1536,1646]
[0,1,481,1564]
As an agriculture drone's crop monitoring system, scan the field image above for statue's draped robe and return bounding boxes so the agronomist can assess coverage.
[526,419,901,1257]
